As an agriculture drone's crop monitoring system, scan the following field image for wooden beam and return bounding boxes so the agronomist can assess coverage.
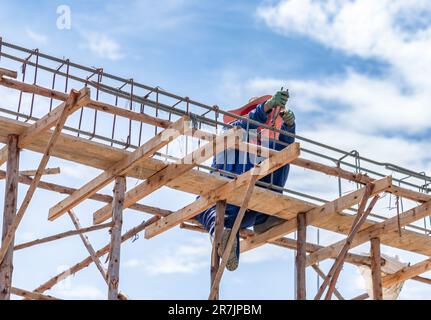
[351,293,369,300]
[0,88,89,167]
[307,199,431,267]
[68,210,108,281]
[145,142,300,239]
[93,127,240,224]
[0,68,17,79]
[0,135,19,300]
[370,237,383,300]
[240,176,392,253]
[67,210,128,300]
[0,170,168,216]
[0,90,83,265]
[209,174,258,300]
[14,222,112,251]
[382,257,431,288]
[19,167,60,177]
[295,212,307,300]
[324,195,380,300]
[48,116,190,221]
[10,287,60,300]
[210,200,226,300]
[311,265,344,300]
[107,176,125,300]
[314,188,378,300]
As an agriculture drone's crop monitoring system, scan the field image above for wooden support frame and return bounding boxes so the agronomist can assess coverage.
[33,215,159,294]
[370,237,383,300]
[48,116,191,221]
[240,176,392,253]
[0,135,19,300]
[93,126,241,224]
[0,90,87,266]
[311,265,344,300]
[307,199,431,268]
[208,174,258,300]
[68,210,108,281]
[0,72,430,300]
[314,187,379,300]
[107,176,126,300]
[144,142,300,239]
[295,212,307,300]
[210,200,226,300]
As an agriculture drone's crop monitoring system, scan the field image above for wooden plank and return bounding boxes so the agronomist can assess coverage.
[240,176,392,253]
[145,142,300,239]
[93,127,240,224]
[307,199,431,267]
[48,116,190,221]
[370,237,383,300]
[0,135,19,300]
[19,167,60,177]
[1,116,431,256]
[0,90,83,266]
[107,176,125,300]
[14,222,112,251]
[296,212,307,300]
[210,200,226,300]
[0,68,18,79]
[10,287,59,300]
[209,175,258,300]
[382,258,431,288]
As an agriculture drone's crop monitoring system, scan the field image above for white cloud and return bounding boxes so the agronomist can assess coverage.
[241,245,289,264]
[52,284,104,299]
[251,0,431,299]
[82,32,124,61]
[124,238,210,275]
[25,28,48,45]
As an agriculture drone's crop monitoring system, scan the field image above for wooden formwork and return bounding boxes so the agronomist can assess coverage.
[0,65,431,301]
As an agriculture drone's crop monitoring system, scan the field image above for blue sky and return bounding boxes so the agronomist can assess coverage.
[1,0,431,299]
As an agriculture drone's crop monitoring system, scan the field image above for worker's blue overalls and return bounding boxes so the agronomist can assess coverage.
[195,102,296,259]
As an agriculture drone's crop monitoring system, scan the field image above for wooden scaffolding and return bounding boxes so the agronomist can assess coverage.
[0,40,431,300]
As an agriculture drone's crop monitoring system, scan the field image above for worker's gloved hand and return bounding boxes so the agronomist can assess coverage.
[280,108,295,127]
[265,90,289,112]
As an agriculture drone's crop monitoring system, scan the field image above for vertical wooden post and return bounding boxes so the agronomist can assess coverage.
[210,200,226,300]
[370,237,383,300]
[0,135,19,300]
[295,212,307,300]
[107,176,125,300]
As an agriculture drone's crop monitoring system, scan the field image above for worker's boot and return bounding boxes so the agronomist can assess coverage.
[253,216,285,234]
[218,228,239,271]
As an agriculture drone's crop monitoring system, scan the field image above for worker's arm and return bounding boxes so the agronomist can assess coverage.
[228,102,269,129]
[272,110,296,151]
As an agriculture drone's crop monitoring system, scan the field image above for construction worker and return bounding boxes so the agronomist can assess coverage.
[195,89,296,271]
